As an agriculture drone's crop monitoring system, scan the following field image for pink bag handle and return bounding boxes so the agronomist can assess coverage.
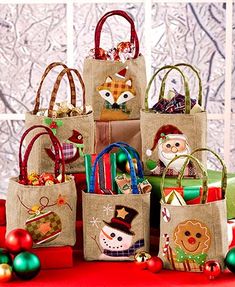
[94,10,139,59]
[19,125,65,183]
[48,68,86,117]
[32,62,76,115]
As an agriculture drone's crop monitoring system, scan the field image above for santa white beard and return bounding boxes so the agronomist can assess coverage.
[158,144,191,172]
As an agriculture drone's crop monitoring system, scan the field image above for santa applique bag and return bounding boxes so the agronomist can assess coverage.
[6,125,77,247]
[25,62,94,174]
[82,143,150,261]
[140,64,207,177]
[83,10,146,121]
[158,153,228,272]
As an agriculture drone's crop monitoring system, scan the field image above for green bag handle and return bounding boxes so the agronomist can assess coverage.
[178,148,227,199]
[160,154,208,204]
[159,63,202,107]
[145,65,191,114]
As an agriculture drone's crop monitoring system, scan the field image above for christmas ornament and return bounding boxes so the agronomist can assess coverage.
[0,248,12,266]
[13,252,40,280]
[116,148,139,173]
[225,247,235,273]
[0,264,12,283]
[147,256,163,273]
[203,260,221,279]
[5,229,33,254]
[134,251,151,269]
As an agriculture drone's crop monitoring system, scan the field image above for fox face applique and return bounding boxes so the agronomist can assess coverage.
[96,68,136,120]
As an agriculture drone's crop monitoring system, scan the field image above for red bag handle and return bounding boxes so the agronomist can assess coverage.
[19,125,65,183]
[94,10,139,59]
[32,62,76,115]
[48,68,86,117]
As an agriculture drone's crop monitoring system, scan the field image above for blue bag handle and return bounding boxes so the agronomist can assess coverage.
[89,143,140,194]
[115,141,144,179]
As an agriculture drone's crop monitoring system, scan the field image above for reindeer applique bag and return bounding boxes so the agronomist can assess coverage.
[6,125,77,247]
[82,143,150,261]
[83,10,146,121]
[140,64,207,177]
[158,154,228,272]
[25,62,94,174]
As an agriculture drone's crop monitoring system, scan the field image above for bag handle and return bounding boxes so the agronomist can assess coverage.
[89,143,141,194]
[115,141,144,179]
[145,65,191,114]
[33,62,76,115]
[159,63,202,106]
[94,10,139,59]
[48,68,86,117]
[178,148,227,199]
[160,154,208,204]
[19,125,65,183]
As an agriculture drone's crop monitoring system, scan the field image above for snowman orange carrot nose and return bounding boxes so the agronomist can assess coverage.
[101,229,113,240]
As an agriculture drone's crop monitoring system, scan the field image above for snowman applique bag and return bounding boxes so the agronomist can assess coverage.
[158,153,228,272]
[6,125,77,247]
[83,10,146,121]
[140,64,207,177]
[25,62,94,174]
[82,143,150,261]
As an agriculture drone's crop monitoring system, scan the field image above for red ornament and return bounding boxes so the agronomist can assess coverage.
[5,229,33,254]
[134,251,151,270]
[147,256,163,273]
[203,260,221,280]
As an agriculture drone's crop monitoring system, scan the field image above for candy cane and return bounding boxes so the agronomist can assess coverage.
[162,233,170,256]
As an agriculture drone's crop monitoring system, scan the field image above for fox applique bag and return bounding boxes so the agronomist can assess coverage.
[158,154,228,272]
[6,125,77,247]
[82,143,150,261]
[25,62,94,174]
[83,10,146,121]
[140,64,207,177]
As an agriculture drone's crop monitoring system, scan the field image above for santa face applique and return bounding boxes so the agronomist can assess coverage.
[97,205,145,260]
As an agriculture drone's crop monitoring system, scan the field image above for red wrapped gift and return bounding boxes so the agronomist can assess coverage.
[0,200,6,226]
[228,219,235,249]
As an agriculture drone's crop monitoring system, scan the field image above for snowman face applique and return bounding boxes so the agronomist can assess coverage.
[99,225,133,251]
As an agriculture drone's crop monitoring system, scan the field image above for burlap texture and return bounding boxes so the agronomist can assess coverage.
[83,55,146,120]
[25,111,94,174]
[158,200,228,271]
[140,110,207,175]
[95,120,141,156]
[82,191,150,261]
[6,177,77,247]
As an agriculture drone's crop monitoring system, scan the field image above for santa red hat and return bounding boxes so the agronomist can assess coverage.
[146,125,187,156]
[115,67,128,79]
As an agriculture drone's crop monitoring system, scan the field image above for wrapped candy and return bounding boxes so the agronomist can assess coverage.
[18,172,72,186]
[115,174,152,194]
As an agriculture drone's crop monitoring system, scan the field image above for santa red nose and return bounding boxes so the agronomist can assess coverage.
[188,237,196,244]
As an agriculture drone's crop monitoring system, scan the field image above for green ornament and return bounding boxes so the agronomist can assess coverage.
[116,148,139,173]
[0,249,12,266]
[225,248,235,273]
[13,252,40,280]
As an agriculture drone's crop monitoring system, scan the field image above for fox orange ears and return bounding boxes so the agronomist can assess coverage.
[105,76,132,87]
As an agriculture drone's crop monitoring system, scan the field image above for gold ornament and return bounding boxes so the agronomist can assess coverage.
[0,264,12,282]
[134,251,151,263]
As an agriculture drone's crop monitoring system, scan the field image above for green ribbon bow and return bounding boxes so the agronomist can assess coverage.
[175,247,207,266]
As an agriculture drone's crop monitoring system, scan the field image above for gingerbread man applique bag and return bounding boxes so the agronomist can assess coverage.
[158,153,228,272]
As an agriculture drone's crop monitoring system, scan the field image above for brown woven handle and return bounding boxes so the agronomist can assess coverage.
[48,68,86,117]
[32,62,76,115]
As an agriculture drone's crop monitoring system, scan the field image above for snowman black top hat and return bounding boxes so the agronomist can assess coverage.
[103,205,138,235]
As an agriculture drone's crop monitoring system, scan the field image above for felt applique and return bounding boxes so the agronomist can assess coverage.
[90,205,144,260]
[96,67,136,120]
[45,129,84,164]
[18,195,72,244]
[146,124,196,177]
[44,118,63,135]
[162,219,211,272]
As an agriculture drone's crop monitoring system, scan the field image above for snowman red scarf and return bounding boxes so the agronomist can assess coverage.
[103,239,144,257]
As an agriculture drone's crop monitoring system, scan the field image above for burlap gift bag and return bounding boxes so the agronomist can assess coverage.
[158,154,228,272]
[6,125,77,247]
[141,64,207,177]
[83,10,146,121]
[25,62,94,174]
[83,143,150,261]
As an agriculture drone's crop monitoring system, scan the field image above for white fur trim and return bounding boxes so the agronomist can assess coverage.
[159,133,187,143]
[146,149,152,156]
